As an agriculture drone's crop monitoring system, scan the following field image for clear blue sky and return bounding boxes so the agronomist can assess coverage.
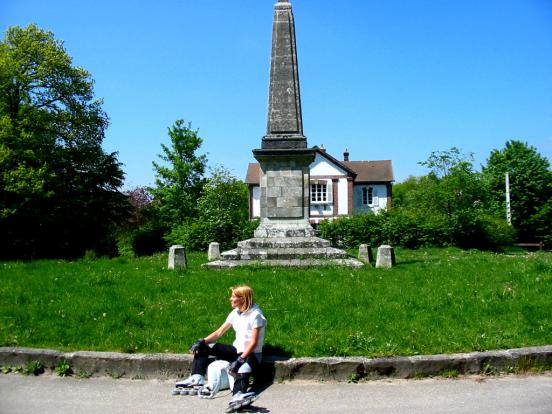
[2,0,551,188]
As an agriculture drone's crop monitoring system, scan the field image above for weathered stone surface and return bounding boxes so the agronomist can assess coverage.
[204,258,364,269]
[3,345,551,380]
[253,220,315,238]
[358,244,373,264]
[168,245,187,270]
[376,245,395,268]
[256,159,311,220]
[215,237,351,262]
[64,351,192,379]
[0,347,63,370]
[238,237,330,249]
[220,249,239,260]
[207,242,220,261]
[265,0,303,140]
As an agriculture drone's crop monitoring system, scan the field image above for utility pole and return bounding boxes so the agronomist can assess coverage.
[505,172,512,225]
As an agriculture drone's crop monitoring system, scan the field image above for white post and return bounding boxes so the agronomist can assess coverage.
[168,245,187,270]
[505,172,512,225]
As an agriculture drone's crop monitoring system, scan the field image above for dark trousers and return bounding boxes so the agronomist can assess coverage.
[191,343,260,395]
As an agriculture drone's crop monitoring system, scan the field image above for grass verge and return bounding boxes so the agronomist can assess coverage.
[1,248,551,357]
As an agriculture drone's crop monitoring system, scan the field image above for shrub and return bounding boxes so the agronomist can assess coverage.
[320,209,513,251]
[165,218,258,252]
[117,223,167,257]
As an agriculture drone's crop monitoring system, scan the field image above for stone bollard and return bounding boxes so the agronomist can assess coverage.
[168,245,187,270]
[358,244,373,264]
[376,245,395,268]
[208,242,221,261]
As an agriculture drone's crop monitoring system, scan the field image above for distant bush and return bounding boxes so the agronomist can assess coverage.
[165,218,259,252]
[117,223,167,257]
[164,168,255,252]
[320,209,514,251]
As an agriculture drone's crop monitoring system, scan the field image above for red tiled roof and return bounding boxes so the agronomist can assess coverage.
[344,160,394,182]
[245,163,261,184]
[245,158,394,184]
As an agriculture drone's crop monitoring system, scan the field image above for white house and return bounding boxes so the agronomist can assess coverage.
[245,146,394,224]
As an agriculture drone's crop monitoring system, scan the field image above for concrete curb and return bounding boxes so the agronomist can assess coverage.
[1,346,551,381]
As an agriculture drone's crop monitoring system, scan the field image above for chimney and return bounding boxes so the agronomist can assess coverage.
[343,148,349,162]
[320,144,326,152]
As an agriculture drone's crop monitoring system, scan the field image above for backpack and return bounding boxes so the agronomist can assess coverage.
[199,360,235,398]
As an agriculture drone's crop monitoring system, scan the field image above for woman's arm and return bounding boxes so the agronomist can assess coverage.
[240,327,260,359]
[203,321,232,343]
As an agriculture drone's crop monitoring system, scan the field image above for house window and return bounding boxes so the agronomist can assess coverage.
[362,186,374,205]
[311,180,332,204]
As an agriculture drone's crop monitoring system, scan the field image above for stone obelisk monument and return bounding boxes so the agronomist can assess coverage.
[206,0,362,268]
[253,0,315,238]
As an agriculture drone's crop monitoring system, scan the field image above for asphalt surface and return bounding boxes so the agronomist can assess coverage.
[1,373,552,414]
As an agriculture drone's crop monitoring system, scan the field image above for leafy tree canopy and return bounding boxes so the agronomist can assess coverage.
[482,140,552,242]
[151,119,207,227]
[390,147,512,249]
[0,24,127,259]
[165,167,253,251]
[198,166,249,225]
[405,147,486,219]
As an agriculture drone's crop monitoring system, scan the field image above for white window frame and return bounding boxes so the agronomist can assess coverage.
[362,186,376,206]
[310,180,332,204]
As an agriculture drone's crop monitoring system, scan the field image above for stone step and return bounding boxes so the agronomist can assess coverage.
[205,258,365,269]
[221,247,349,261]
[254,227,316,238]
[237,237,330,249]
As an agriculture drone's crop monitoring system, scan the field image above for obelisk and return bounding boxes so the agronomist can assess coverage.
[204,0,363,268]
[252,0,316,238]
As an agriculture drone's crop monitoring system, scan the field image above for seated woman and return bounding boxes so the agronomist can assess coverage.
[176,285,267,409]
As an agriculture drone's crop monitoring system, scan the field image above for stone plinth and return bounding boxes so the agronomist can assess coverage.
[204,236,364,269]
[168,245,187,270]
[254,219,315,238]
[253,149,314,221]
[376,245,395,268]
[208,242,220,261]
[358,244,373,264]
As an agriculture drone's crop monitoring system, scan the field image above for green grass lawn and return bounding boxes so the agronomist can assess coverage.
[1,248,551,357]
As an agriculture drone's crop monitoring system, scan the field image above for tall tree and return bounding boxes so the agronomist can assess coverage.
[415,147,486,219]
[0,24,128,258]
[482,140,552,243]
[151,119,207,228]
[391,147,512,249]
[165,167,252,251]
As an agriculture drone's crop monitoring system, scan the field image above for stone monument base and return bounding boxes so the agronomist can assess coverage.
[204,224,364,269]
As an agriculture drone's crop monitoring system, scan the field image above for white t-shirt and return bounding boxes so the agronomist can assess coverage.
[225,304,267,354]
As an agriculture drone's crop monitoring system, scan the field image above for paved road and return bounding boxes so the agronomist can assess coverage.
[1,373,552,414]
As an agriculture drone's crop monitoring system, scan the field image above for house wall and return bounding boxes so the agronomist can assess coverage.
[310,153,348,176]
[250,186,261,218]
[337,178,348,215]
[353,184,389,214]
[310,177,334,223]
[309,154,349,223]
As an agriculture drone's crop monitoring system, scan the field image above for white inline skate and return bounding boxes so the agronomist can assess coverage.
[225,391,259,413]
[171,374,205,396]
